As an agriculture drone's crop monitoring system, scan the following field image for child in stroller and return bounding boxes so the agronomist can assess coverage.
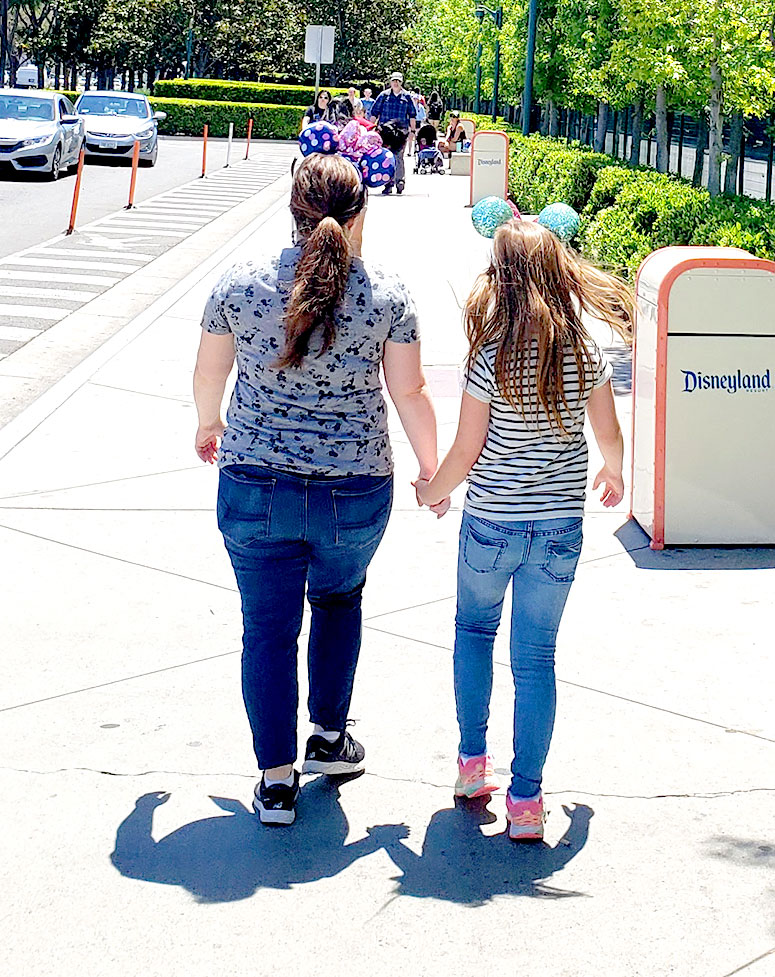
[413,123,444,174]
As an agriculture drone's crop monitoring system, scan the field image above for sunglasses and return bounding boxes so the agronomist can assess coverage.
[319,94,330,100]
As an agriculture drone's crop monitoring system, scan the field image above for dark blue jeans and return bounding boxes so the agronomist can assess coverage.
[217,464,393,770]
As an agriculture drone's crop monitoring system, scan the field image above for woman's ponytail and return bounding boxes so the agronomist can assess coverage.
[278,154,366,369]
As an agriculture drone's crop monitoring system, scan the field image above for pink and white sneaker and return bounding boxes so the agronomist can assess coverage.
[506,791,545,841]
[454,754,500,799]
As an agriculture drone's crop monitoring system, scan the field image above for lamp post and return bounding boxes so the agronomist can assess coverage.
[475,4,503,123]
[522,0,539,135]
[474,40,482,114]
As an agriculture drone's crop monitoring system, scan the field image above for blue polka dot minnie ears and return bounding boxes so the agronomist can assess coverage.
[471,195,580,242]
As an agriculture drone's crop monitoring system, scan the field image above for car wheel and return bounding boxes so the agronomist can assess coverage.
[48,145,62,181]
[68,143,84,174]
[140,147,157,168]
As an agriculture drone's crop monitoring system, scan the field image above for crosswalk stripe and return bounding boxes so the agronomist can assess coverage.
[0,270,119,285]
[0,304,71,321]
[27,248,151,262]
[2,257,134,273]
[0,324,44,341]
[107,216,208,228]
[0,285,98,301]
[90,227,187,238]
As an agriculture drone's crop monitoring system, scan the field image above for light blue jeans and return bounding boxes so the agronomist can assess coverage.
[454,511,583,798]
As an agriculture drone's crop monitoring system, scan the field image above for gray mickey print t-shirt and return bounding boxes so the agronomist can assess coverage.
[201,247,419,476]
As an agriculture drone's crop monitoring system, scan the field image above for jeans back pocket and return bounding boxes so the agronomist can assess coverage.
[331,477,392,548]
[217,468,276,547]
[541,530,583,583]
[462,524,507,573]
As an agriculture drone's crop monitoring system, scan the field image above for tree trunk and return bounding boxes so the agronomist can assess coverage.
[37,65,45,88]
[540,103,549,135]
[629,99,644,166]
[85,70,91,90]
[692,111,708,186]
[655,84,669,173]
[128,69,135,92]
[724,109,744,194]
[549,100,560,137]
[707,60,723,196]
[54,63,60,89]
[594,100,609,152]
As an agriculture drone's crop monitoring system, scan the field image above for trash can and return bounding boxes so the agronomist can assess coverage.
[630,247,775,549]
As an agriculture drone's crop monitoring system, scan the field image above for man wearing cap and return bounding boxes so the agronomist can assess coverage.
[370,71,417,195]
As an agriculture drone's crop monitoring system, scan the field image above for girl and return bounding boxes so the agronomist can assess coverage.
[415,220,633,840]
[194,154,438,825]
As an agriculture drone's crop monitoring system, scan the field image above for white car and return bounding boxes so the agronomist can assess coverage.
[75,91,166,167]
[0,90,83,180]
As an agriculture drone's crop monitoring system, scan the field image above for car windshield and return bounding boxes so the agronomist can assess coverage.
[77,95,150,119]
[0,96,54,121]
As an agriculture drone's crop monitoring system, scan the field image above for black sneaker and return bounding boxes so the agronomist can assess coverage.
[302,731,365,776]
[382,184,394,195]
[252,770,300,825]
[396,180,405,195]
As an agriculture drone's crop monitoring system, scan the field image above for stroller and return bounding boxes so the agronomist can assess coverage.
[413,123,444,174]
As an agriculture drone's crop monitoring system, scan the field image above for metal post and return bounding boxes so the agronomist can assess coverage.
[677,115,685,177]
[125,140,140,208]
[201,124,208,177]
[225,121,233,168]
[767,121,774,204]
[492,36,500,124]
[474,42,482,115]
[612,111,618,158]
[522,0,538,135]
[66,147,85,235]
[738,129,745,195]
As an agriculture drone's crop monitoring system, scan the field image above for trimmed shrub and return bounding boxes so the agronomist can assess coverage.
[153,78,346,106]
[51,90,79,103]
[148,97,304,139]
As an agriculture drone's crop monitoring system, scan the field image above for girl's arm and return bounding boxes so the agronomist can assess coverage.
[193,330,235,463]
[586,381,624,506]
[415,392,490,506]
[382,340,438,481]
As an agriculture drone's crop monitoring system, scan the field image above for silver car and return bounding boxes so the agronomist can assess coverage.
[0,89,83,180]
[74,91,166,167]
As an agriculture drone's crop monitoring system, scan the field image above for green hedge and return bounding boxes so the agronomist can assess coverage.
[461,119,775,278]
[153,78,346,106]
[148,97,303,139]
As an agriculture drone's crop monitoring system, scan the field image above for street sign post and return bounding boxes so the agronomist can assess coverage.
[305,25,335,102]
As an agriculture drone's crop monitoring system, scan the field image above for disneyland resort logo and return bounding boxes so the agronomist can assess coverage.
[681,368,771,394]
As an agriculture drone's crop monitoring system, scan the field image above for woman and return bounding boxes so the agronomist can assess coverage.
[193,154,439,826]
[427,91,444,128]
[301,89,335,129]
[438,110,465,158]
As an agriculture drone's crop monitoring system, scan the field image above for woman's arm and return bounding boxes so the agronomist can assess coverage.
[586,381,624,506]
[415,392,490,506]
[193,330,235,463]
[382,340,438,480]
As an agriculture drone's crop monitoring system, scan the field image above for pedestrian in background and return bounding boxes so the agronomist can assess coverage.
[370,71,417,195]
[361,87,375,117]
[301,90,335,129]
[416,220,633,841]
[193,154,440,826]
[427,91,444,129]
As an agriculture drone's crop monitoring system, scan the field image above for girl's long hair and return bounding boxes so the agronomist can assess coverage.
[279,154,366,369]
[464,220,634,435]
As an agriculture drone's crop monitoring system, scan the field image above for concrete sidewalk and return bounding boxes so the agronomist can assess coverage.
[1,163,774,977]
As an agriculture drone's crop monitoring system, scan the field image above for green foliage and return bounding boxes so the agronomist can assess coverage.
[153,79,346,105]
[148,97,304,139]
[499,130,775,276]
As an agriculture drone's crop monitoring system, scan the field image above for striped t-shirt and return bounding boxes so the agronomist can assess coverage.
[464,341,612,521]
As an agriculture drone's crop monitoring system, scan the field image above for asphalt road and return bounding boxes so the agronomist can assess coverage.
[0,135,286,258]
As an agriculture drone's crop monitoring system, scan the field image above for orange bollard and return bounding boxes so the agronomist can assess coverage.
[125,140,140,209]
[201,124,208,178]
[66,147,86,235]
[245,117,253,160]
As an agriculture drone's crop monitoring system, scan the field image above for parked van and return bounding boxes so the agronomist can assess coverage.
[15,64,44,88]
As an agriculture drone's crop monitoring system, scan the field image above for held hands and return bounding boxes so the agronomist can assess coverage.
[592,466,624,507]
[195,421,225,464]
[413,475,451,519]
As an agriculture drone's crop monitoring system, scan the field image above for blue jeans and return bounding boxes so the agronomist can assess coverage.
[217,464,393,770]
[454,512,583,798]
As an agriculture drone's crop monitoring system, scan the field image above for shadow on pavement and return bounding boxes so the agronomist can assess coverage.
[111,777,407,904]
[616,520,775,570]
[379,797,594,905]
